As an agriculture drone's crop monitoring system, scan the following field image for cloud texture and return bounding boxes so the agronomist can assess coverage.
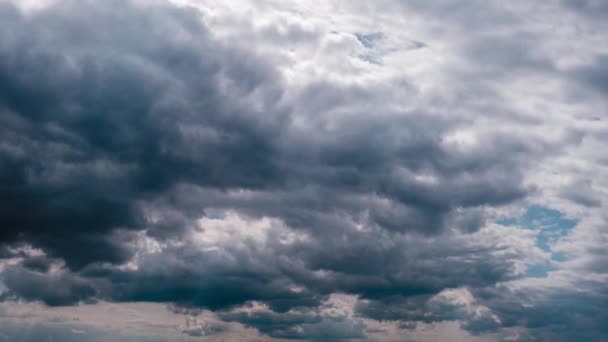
[0,0,606,341]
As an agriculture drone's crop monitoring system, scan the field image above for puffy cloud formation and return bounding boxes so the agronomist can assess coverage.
[0,0,606,341]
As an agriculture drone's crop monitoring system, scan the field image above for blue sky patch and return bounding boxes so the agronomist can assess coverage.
[525,264,557,278]
[498,205,577,263]
[355,32,384,48]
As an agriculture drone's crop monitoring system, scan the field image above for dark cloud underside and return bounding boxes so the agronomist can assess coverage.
[0,0,607,341]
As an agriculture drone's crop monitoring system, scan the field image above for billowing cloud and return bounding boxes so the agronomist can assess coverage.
[0,0,606,341]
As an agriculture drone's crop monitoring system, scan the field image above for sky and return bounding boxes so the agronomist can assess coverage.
[0,0,606,341]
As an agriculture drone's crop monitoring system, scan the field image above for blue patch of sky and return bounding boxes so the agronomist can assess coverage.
[525,264,555,278]
[358,54,382,65]
[354,32,384,48]
[497,205,578,277]
[354,32,384,64]
[354,32,426,65]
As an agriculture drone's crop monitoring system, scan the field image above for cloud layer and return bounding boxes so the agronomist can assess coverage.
[0,0,606,341]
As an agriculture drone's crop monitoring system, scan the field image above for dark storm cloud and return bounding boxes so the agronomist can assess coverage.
[0,0,539,321]
[219,309,365,340]
[0,0,534,270]
[96,247,325,312]
[20,255,53,273]
[44,213,533,318]
[0,0,285,268]
[355,292,504,335]
[354,273,608,340]
[468,280,608,341]
[1,266,96,306]
[0,0,606,341]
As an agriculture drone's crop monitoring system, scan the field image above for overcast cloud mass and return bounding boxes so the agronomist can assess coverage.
[0,0,606,341]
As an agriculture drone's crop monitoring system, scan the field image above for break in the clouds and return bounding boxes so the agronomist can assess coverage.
[0,0,606,341]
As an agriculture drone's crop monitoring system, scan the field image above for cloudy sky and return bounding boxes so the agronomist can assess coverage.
[0,0,606,341]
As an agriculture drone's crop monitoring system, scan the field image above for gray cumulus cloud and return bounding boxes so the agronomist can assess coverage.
[0,0,607,341]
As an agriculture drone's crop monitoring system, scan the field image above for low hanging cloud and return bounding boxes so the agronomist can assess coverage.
[0,0,606,341]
